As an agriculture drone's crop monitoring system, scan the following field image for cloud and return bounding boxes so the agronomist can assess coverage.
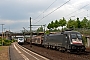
[0,0,90,32]
[32,0,90,25]
[0,19,29,25]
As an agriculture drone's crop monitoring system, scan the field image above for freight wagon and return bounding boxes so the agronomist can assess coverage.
[26,35,43,45]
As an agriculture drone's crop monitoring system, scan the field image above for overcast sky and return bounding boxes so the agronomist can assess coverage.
[0,0,90,32]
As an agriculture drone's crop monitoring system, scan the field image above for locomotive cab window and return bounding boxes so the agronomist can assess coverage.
[19,38,23,40]
[77,34,82,39]
[71,33,82,39]
[71,34,77,39]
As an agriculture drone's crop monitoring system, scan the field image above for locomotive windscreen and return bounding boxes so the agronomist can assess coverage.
[70,33,83,44]
[71,33,82,39]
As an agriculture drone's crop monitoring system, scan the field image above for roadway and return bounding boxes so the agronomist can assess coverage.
[9,42,49,60]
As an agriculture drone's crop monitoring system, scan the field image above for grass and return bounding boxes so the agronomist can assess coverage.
[0,46,9,60]
[0,46,3,51]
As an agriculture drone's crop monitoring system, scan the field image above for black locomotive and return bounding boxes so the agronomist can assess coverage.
[42,31,86,53]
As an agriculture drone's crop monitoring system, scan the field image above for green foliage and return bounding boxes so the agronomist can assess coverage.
[54,20,59,28]
[50,21,54,29]
[59,17,66,31]
[47,17,66,32]
[37,26,44,32]
[76,17,81,28]
[67,19,76,29]
[47,23,51,29]
[80,17,88,28]
[0,38,14,46]
[86,20,90,29]
[3,40,12,46]
[76,28,90,35]
[47,17,90,35]
[47,20,59,31]
[82,36,87,45]
[45,30,50,34]
[59,17,66,27]
[0,39,2,46]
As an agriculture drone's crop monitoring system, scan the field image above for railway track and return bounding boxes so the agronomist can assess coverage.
[22,43,90,60]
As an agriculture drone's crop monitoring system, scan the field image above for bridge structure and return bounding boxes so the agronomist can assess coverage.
[0,32,56,36]
[0,31,56,40]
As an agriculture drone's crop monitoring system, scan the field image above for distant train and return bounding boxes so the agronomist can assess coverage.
[25,30,86,53]
[18,38,24,45]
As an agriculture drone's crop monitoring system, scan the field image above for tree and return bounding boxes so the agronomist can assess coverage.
[87,20,90,29]
[67,18,76,29]
[37,26,43,32]
[47,21,55,31]
[54,20,59,28]
[76,17,81,28]
[47,23,51,29]
[45,30,50,34]
[80,17,88,28]
[50,21,54,29]
[59,17,66,31]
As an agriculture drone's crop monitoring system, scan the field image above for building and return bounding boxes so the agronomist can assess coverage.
[86,36,90,47]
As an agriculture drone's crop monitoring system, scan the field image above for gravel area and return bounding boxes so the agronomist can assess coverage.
[0,46,9,60]
[22,43,90,60]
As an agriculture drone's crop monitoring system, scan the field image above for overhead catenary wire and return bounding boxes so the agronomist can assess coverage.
[65,4,89,17]
[34,0,71,24]
[43,0,57,13]
[33,0,57,21]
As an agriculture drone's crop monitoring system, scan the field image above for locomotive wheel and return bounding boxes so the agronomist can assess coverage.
[67,50,73,53]
[45,45,49,49]
[59,47,66,53]
[49,45,52,49]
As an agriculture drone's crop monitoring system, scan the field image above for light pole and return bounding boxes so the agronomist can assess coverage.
[0,24,4,46]
[30,17,32,47]
[4,28,6,38]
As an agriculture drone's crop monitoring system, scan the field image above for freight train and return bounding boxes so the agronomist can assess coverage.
[25,30,86,53]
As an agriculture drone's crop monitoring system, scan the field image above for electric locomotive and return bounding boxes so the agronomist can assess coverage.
[42,31,86,53]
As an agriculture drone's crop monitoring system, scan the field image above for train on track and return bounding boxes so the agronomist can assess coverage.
[25,30,86,53]
[18,37,24,45]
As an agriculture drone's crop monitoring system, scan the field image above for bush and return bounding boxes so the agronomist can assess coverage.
[3,40,12,46]
[82,36,87,45]
[11,39,16,42]
[0,39,2,46]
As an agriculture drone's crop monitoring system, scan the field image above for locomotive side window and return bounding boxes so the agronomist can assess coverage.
[77,34,82,39]
[71,34,77,39]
